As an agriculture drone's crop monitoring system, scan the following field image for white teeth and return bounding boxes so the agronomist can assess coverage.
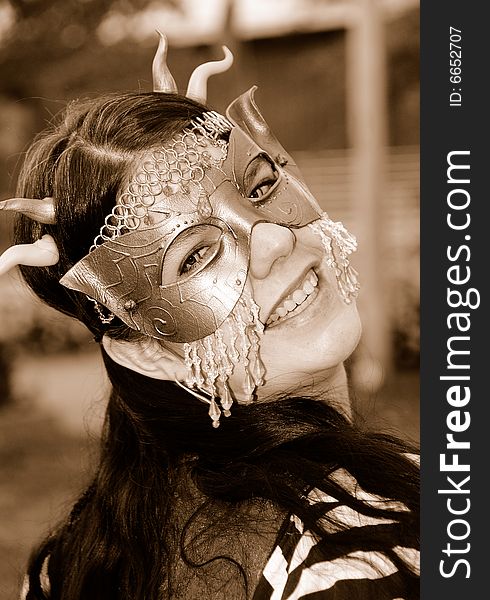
[303,280,314,294]
[292,289,307,304]
[266,269,318,326]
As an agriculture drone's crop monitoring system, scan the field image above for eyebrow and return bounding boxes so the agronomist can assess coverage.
[245,154,273,184]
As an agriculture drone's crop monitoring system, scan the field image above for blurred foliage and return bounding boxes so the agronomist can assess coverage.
[0,343,12,405]
[2,0,113,65]
[0,397,97,596]
[386,7,419,146]
[0,0,419,145]
[0,0,173,97]
[0,0,420,363]
[392,258,419,369]
[0,276,92,355]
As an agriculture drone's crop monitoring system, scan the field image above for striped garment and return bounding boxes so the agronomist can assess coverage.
[22,468,419,599]
[253,469,419,600]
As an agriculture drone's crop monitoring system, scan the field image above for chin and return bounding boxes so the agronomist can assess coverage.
[255,299,362,400]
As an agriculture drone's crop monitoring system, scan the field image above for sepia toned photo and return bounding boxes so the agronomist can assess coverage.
[0,1,419,598]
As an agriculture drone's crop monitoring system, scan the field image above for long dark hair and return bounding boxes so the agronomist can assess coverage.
[15,93,419,599]
[15,91,206,340]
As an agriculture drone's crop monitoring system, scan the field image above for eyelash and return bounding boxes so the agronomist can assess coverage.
[249,177,277,199]
[248,159,279,201]
[181,247,209,274]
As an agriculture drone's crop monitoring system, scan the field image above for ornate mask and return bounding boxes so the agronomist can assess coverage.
[0,36,359,425]
[59,88,325,343]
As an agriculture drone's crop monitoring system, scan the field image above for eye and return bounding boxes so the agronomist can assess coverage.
[180,246,210,274]
[245,154,280,202]
[250,179,276,199]
[161,224,223,286]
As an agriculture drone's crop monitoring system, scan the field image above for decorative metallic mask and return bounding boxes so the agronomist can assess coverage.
[183,294,265,427]
[152,31,178,94]
[0,197,58,275]
[309,214,360,303]
[0,196,55,225]
[0,35,361,425]
[60,92,324,343]
[152,31,233,104]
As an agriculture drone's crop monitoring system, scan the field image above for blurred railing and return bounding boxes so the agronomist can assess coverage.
[296,145,420,368]
[294,144,419,241]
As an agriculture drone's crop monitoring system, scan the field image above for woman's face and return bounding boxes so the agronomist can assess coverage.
[243,222,361,400]
[167,217,361,404]
[62,110,361,406]
[156,137,362,404]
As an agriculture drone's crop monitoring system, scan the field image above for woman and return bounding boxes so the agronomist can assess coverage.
[1,35,419,599]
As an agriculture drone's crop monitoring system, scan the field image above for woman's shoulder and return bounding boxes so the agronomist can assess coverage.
[167,487,287,599]
[253,466,420,600]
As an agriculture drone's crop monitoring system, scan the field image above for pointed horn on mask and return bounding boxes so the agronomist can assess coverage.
[186,46,234,104]
[226,87,301,179]
[0,234,59,276]
[152,31,178,94]
[0,196,56,224]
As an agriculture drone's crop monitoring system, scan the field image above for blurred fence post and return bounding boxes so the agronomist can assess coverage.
[347,0,391,391]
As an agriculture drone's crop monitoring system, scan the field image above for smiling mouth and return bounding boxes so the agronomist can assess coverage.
[265,269,319,328]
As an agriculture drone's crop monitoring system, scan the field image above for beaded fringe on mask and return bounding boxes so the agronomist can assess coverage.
[183,296,265,427]
[309,212,360,304]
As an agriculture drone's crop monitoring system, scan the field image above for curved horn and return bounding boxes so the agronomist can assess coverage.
[0,235,59,276]
[152,31,178,93]
[186,46,234,104]
[226,87,301,179]
[0,196,56,224]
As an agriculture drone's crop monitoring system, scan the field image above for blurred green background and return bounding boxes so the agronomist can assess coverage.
[0,1,419,597]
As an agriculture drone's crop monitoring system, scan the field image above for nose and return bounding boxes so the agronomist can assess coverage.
[249,223,295,280]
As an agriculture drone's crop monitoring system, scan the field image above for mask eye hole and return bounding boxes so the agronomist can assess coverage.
[180,246,212,275]
[161,224,223,285]
[244,154,280,203]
